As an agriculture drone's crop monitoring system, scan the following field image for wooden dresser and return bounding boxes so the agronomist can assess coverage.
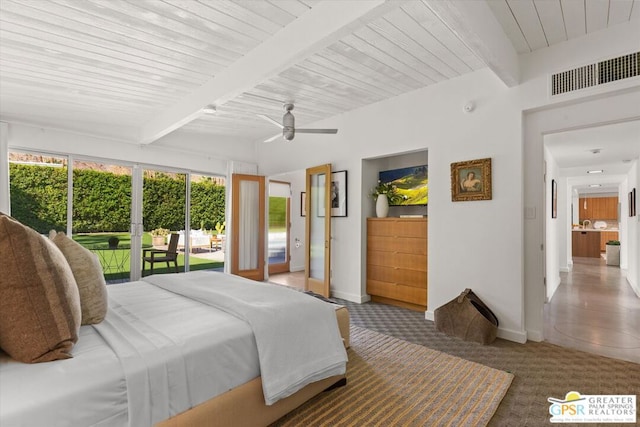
[366,217,427,312]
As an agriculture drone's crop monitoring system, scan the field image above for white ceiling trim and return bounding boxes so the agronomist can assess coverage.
[138,0,405,144]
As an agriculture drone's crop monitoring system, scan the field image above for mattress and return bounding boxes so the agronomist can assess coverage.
[0,281,259,427]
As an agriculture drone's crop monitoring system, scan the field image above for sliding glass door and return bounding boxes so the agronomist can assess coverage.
[141,168,187,277]
[9,151,68,234]
[9,150,227,282]
[73,159,133,283]
[188,173,226,273]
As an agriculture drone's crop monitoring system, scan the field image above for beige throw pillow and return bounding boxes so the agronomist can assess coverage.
[0,213,81,363]
[49,231,108,325]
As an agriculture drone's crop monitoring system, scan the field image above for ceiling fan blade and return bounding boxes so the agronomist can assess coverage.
[263,133,282,143]
[257,114,283,129]
[296,129,338,134]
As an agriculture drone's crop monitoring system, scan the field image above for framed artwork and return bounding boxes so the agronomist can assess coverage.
[450,158,492,202]
[551,179,558,219]
[330,170,348,217]
[300,192,306,217]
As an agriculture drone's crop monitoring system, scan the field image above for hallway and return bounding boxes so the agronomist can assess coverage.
[544,257,640,363]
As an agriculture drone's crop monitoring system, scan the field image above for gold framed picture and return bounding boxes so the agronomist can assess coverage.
[451,158,492,202]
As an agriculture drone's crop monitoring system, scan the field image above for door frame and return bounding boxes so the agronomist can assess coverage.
[305,164,332,297]
[231,173,266,281]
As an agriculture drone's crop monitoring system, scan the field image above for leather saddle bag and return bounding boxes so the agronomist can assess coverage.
[434,288,499,345]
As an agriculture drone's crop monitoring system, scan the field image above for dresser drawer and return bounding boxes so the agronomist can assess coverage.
[367,236,427,255]
[367,218,426,237]
[367,250,427,271]
[367,264,426,288]
[367,279,427,306]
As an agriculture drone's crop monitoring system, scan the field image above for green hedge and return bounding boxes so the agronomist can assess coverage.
[10,164,225,234]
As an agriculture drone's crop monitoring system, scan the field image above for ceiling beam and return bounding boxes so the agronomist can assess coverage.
[139,0,401,144]
[422,0,519,87]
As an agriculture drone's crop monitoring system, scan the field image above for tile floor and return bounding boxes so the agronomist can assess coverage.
[270,258,640,363]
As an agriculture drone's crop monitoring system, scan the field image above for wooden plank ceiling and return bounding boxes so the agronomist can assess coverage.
[0,0,637,144]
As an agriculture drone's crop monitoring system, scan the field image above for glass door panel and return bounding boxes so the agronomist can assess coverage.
[231,174,265,281]
[305,164,331,297]
[72,159,132,283]
[188,173,226,272]
[9,152,68,234]
[142,168,186,277]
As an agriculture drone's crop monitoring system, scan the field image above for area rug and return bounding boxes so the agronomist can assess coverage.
[273,326,514,426]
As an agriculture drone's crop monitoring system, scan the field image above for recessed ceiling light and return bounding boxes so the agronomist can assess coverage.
[587,169,603,174]
[589,184,602,188]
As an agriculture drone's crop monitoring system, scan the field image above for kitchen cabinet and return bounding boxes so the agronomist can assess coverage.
[579,197,618,221]
[367,217,427,312]
[600,231,619,252]
[572,231,601,258]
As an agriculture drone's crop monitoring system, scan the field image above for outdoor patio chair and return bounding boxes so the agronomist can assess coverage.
[143,233,179,276]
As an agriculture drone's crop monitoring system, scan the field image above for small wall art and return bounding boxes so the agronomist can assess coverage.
[451,158,492,202]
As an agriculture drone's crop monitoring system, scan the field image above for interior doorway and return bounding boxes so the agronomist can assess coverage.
[542,121,640,362]
[268,180,291,275]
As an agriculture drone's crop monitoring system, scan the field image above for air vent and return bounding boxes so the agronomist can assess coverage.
[551,51,639,96]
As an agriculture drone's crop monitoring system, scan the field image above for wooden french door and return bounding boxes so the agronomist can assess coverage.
[231,174,265,281]
[305,164,331,297]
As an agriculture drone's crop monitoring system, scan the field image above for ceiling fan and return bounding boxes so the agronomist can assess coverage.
[258,103,338,142]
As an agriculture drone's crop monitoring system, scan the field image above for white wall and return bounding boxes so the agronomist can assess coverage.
[256,21,640,343]
[544,147,562,300]
[258,68,527,342]
[626,160,640,296]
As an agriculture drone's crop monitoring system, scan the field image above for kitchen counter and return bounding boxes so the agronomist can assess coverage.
[572,229,619,256]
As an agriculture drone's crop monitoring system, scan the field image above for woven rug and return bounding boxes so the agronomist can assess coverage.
[273,326,513,427]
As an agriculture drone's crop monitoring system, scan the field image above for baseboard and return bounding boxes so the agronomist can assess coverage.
[425,310,527,343]
[526,329,543,342]
[499,328,528,343]
[332,290,370,304]
[290,265,304,272]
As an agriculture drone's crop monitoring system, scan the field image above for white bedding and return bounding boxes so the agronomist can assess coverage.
[145,271,348,405]
[0,272,347,427]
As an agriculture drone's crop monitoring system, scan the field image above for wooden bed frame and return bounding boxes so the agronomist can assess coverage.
[156,306,350,427]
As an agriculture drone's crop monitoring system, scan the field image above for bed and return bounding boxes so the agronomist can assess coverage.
[0,214,349,427]
[0,272,349,427]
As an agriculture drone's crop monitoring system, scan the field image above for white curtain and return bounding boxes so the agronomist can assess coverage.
[239,180,259,270]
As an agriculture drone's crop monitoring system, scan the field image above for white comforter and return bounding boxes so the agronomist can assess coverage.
[0,271,347,427]
[144,271,348,405]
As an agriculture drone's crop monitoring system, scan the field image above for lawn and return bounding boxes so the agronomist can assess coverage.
[74,232,224,281]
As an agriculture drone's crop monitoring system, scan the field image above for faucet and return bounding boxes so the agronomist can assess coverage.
[583,220,591,229]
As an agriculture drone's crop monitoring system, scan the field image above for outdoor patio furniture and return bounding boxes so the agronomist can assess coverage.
[143,233,179,276]
[177,230,211,253]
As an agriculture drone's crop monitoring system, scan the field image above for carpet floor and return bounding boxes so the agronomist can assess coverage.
[274,326,513,427]
[332,299,640,426]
